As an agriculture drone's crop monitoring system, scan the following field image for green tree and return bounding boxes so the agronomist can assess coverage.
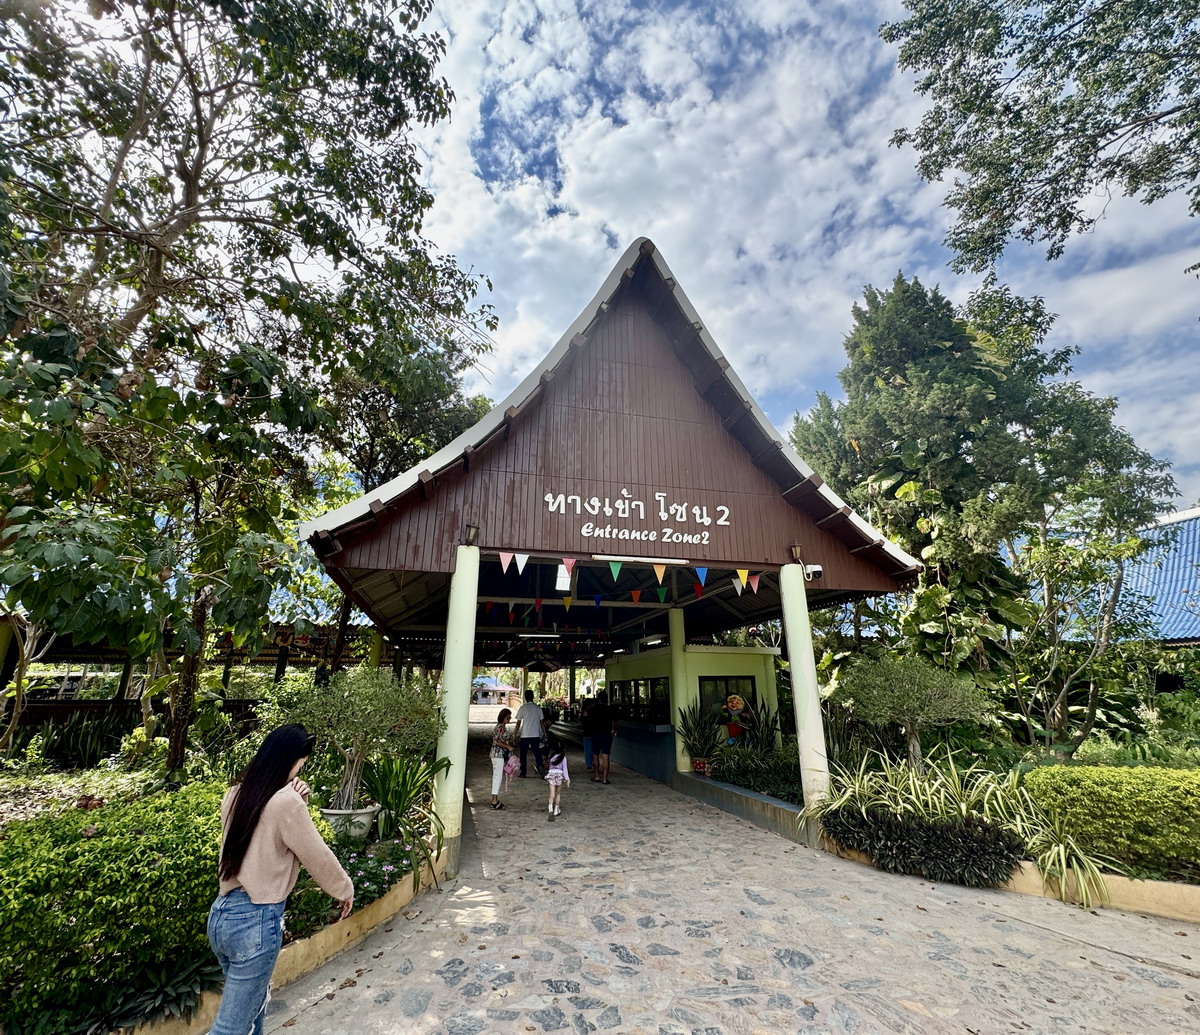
[792,274,1175,690]
[832,654,993,770]
[882,1,1200,273]
[1,0,493,770]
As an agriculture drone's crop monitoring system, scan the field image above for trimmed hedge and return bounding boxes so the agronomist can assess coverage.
[1024,765,1200,878]
[0,781,226,1033]
[707,747,805,805]
[821,806,1023,888]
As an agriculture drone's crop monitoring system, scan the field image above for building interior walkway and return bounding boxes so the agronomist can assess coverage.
[265,722,1200,1034]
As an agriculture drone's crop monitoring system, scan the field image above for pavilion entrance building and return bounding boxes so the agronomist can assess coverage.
[300,239,918,873]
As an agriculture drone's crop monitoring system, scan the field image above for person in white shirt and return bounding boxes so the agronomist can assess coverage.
[514,689,547,777]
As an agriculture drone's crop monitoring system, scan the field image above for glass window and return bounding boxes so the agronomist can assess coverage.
[699,676,757,715]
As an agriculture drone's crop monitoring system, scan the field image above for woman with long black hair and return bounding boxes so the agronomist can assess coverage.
[207,724,354,1035]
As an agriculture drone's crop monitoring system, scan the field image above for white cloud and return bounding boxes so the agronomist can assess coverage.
[415,0,1200,514]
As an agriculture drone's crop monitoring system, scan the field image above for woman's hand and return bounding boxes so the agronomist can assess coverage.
[290,777,311,802]
[337,893,354,920]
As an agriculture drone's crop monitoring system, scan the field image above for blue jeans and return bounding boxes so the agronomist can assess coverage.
[206,889,286,1035]
[583,736,594,770]
[519,736,545,776]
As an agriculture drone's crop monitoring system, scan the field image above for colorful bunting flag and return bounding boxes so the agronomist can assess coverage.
[508,608,515,624]
[609,560,622,581]
[563,557,576,575]
[732,578,743,596]
[631,590,642,604]
[653,563,666,584]
[515,553,529,575]
[499,552,514,574]
[534,598,542,611]
[692,582,704,600]
[695,566,708,586]
[523,614,530,627]
[484,601,493,614]
[594,594,602,607]
[563,597,572,611]
[656,586,668,603]
[748,574,761,594]
[736,569,749,588]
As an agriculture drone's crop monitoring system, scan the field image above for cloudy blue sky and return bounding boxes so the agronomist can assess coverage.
[413,0,1200,511]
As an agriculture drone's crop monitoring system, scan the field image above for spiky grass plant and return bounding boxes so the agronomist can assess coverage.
[804,747,1116,907]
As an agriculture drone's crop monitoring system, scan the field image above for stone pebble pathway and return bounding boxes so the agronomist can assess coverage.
[267,725,1200,1034]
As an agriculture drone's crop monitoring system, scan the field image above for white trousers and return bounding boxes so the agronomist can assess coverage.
[491,755,505,795]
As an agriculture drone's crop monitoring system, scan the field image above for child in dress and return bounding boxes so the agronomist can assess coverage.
[544,735,570,821]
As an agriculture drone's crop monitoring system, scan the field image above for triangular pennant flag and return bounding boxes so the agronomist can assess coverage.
[534,598,542,611]
[499,552,514,573]
[656,586,668,603]
[653,563,666,584]
[515,553,529,575]
[631,590,642,604]
[748,574,761,594]
[485,601,494,615]
[594,594,602,607]
[609,560,622,581]
[508,608,515,624]
[695,566,708,586]
[736,569,749,588]
[562,557,576,575]
[563,597,572,611]
[732,578,743,596]
[692,582,704,600]
[523,614,530,626]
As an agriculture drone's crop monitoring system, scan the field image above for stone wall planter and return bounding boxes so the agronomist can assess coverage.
[133,851,447,1035]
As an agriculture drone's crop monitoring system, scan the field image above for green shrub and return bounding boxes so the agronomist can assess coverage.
[821,805,1024,887]
[1024,765,1200,879]
[707,745,805,805]
[0,782,225,1033]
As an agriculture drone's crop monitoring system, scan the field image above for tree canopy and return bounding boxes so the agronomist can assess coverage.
[882,1,1200,272]
[0,0,494,768]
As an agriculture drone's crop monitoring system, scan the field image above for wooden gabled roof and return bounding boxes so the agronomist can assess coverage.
[300,238,918,661]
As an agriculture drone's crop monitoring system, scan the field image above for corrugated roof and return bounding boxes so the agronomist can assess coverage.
[1127,507,1200,645]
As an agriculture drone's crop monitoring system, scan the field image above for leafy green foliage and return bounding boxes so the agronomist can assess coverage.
[0,782,225,1032]
[821,806,1023,888]
[833,655,992,769]
[287,667,444,809]
[808,750,1113,905]
[1024,765,1200,882]
[707,745,805,805]
[883,1,1200,274]
[673,699,723,760]
[361,753,449,890]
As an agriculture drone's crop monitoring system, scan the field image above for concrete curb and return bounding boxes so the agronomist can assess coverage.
[134,853,447,1035]
[673,773,1200,924]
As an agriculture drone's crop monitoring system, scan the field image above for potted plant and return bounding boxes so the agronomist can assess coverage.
[289,665,444,836]
[674,699,723,773]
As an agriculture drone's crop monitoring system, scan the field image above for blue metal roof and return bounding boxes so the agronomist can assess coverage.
[1126,508,1200,644]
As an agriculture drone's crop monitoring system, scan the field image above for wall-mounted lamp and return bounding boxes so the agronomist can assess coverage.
[464,523,479,546]
[790,543,804,564]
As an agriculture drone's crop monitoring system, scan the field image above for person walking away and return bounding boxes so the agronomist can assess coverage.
[514,688,547,777]
[579,697,595,772]
[543,734,570,820]
[207,724,353,1035]
[589,690,617,784]
[490,708,515,810]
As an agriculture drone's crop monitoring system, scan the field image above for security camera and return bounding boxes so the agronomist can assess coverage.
[804,564,824,581]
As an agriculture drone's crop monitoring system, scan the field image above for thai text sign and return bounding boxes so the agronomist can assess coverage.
[543,487,731,545]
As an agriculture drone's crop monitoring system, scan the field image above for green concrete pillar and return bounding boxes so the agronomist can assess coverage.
[779,562,830,843]
[367,628,384,668]
[432,545,480,877]
[668,607,690,773]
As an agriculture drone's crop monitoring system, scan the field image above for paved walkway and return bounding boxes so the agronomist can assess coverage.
[267,725,1200,1034]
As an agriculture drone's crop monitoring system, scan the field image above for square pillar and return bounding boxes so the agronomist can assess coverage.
[668,607,691,773]
[779,562,830,845]
[432,545,480,877]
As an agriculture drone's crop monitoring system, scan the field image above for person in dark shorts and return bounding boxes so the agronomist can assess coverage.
[589,689,617,783]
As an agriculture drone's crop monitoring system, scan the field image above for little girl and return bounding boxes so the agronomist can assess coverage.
[543,735,570,821]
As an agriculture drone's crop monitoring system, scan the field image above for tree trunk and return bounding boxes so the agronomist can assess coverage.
[904,727,924,773]
[330,595,353,673]
[333,753,365,810]
[166,595,209,773]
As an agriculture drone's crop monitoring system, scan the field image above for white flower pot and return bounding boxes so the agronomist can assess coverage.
[319,804,381,838]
